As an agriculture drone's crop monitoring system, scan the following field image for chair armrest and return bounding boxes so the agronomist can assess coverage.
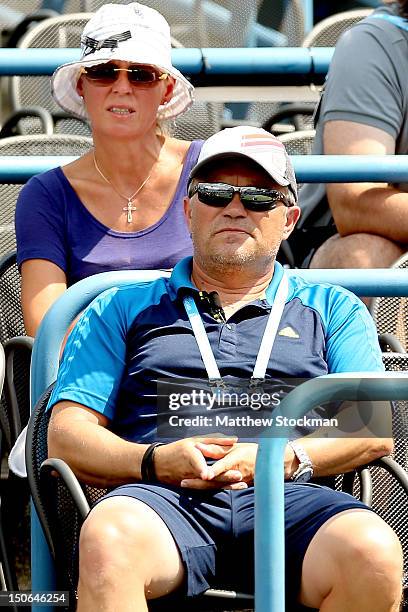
[378,333,406,354]
[341,466,373,506]
[40,458,91,521]
[262,103,315,134]
[0,107,54,138]
[371,456,408,493]
[4,336,34,445]
[342,455,408,509]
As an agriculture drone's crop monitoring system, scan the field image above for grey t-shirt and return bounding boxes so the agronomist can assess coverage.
[299,3,408,228]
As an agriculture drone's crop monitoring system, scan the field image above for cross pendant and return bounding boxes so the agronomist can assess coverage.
[123,199,137,223]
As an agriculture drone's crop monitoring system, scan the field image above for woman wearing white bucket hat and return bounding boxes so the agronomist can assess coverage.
[15,2,200,337]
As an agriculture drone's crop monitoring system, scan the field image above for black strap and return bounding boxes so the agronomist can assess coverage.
[81,31,132,56]
[141,442,165,482]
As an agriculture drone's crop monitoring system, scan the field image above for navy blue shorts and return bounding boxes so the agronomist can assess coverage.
[99,482,370,606]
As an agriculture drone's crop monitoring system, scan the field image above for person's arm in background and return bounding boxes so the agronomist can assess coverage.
[324,121,408,242]
[15,173,69,335]
[21,259,67,336]
[319,17,408,243]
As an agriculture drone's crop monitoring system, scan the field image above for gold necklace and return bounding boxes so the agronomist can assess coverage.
[93,152,152,223]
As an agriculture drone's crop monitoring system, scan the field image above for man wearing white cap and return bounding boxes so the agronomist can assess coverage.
[47,126,402,611]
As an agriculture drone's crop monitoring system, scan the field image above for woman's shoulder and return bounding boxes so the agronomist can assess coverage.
[20,166,67,197]
[165,136,203,158]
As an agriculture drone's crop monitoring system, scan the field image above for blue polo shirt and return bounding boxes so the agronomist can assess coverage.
[49,258,383,442]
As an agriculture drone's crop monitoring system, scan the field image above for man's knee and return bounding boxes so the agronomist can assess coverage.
[301,510,403,609]
[340,515,403,580]
[310,233,406,269]
[78,495,184,599]
[79,497,152,581]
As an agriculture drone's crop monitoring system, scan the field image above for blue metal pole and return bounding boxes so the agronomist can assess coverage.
[255,436,287,611]
[287,268,408,296]
[1,155,408,183]
[0,47,334,77]
[300,0,314,35]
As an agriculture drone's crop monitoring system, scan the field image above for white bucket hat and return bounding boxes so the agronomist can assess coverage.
[189,126,298,201]
[51,2,194,121]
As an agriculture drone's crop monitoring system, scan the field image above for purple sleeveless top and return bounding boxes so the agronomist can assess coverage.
[16,140,203,285]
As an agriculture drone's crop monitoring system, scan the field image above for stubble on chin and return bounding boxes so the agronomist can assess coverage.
[195,243,280,277]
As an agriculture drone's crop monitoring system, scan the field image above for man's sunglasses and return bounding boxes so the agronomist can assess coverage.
[80,63,168,86]
[188,182,290,212]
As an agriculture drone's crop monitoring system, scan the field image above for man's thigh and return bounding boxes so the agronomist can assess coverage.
[99,482,368,605]
[231,482,366,609]
[83,495,185,598]
[100,483,233,598]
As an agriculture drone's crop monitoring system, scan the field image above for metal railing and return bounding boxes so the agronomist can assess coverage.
[0,47,333,85]
[0,154,407,183]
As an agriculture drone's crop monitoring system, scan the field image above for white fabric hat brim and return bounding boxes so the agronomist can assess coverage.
[51,56,194,121]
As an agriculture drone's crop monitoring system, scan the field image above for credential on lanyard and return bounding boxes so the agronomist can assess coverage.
[182,273,289,387]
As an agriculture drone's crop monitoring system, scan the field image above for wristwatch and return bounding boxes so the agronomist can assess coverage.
[288,441,314,482]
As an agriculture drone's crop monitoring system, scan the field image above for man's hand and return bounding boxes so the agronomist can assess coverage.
[154,436,239,486]
[180,442,258,490]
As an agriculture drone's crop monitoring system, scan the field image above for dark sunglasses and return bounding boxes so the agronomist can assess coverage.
[80,63,168,86]
[188,182,290,212]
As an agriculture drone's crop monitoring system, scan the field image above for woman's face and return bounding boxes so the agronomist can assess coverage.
[76,60,175,139]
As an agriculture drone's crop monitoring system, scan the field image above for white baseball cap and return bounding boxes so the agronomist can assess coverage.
[189,126,298,201]
[51,2,194,121]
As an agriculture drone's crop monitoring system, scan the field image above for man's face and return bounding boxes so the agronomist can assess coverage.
[184,159,300,272]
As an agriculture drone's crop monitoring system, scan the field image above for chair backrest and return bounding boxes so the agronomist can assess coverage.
[370,253,408,352]
[0,1,42,34]
[0,135,91,445]
[278,0,305,47]
[27,383,106,601]
[333,353,408,586]
[0,344,4,402]
[243,0,307,131]
[365,353,408,583]
[74,0,304,48]
[278,129,315,156]
[278,130,315,193]
[77,0,209,46]
[10,11,222,140]
[0,252,23,345]
[0,134,93,258]
[10,13,92,137]
[0,251,32,450]
[0,342,6,454]
[301,8,373,48]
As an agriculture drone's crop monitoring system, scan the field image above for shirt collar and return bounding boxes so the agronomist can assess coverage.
[168,256,286,306]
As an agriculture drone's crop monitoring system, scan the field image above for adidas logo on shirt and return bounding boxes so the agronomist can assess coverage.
[278,326,300,339]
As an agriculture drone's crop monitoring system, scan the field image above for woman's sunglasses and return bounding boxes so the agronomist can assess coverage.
[188,182,290,212]
[80,63,169,87]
